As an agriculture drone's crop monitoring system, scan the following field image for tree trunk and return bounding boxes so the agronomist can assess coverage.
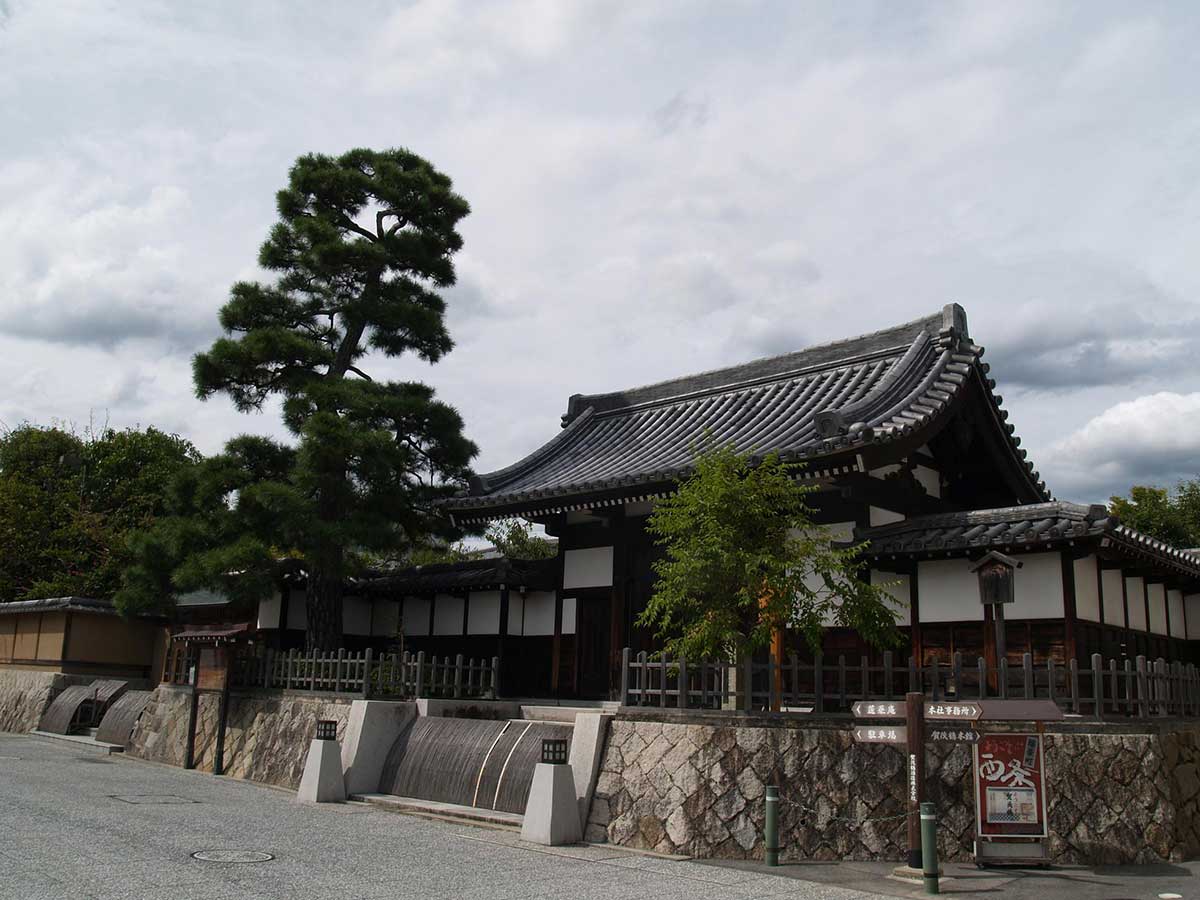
[305,553,344,650]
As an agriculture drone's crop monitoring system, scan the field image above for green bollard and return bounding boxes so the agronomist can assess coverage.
[920,801,939,895]
[764,786,779,866]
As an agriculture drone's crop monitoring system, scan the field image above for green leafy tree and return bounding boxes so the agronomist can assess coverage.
[0,425,198,603]
[1109,480,1200,549]
[484,518,556,560]
[637,442,901,661]
[118,148,478,648]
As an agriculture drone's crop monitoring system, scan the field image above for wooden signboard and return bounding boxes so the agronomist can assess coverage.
[195,645,229,692]
[853,725,906,744]
[925,701,982,720]
[851,701,902,718]
[973,733,1048,838]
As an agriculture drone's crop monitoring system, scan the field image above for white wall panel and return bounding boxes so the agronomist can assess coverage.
[433,594,465,636]
[403,596,431,636]
[257,591,281,630]
[372,600,400,637]
[1101,569,1126,627]
[870,570,910,626]
[1168,589,1185,639]
[1126,577,1147,631]
[467,591,501,635]
[561,597,577,635]
[287,589,307,630]
[507,594,524,636]
[916,559,982,622]
[522,591,557,636]
[1009,553,1064,619]
[1148,583,1168,635]
[869,507,905,527]
[563,547,613,589]
[1188,595,1200,640]
[344,595,372,636]
[1073,555,1100,623]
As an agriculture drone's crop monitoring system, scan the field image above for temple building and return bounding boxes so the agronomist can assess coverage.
[443,304,1200,699]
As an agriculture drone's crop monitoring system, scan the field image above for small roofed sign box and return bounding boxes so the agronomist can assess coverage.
[195,646,229,692]
[974,733,1047,838]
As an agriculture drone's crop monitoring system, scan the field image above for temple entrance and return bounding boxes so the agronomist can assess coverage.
[574,593,612,699]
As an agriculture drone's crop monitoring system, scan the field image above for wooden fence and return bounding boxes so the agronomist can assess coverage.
[621,647,1200,719]
[228,649,500,700]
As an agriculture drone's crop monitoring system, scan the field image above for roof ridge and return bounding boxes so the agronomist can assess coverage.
[561,307,953,424]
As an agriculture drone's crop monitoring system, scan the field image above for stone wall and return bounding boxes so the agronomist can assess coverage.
[586,712,1200,866]
[127,685,354,790]
[0,669,86,734]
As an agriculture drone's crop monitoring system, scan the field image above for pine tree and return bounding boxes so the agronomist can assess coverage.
[120,149,477,648]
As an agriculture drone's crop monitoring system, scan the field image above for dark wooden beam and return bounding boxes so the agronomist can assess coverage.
[1061,551,1078,661]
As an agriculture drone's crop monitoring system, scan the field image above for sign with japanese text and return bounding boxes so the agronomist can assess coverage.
[925,701,982,720]
[928,727,979,744]
[973,733,1047,838]
[851,701,902,718]
[853,725,907,744]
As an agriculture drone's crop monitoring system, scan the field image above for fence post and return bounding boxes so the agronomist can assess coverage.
[977,657,987,699]
[999,658,1009,700]
[415,651,426,698]
[678,656,689,710]
[362,647,373,699]
[883,650,894,698]
[1157,659,1169,716]
[1091,653,1104,718]
[952,652,962,698]
[1022,653,1033,699]
[744,654,754,713]
[620,647,631,705]
[837,655,847,710]
[1047,659,1057,705]
[334,648,345,693]
[1068,658,1079,714]
[930,659,941,701]
[263,649,274,689]
[660,655,669,709]
[814,652,824,714]
[285,649,295,691]
[454,653,464,699]
[491,656,500,698]
[1136,656,1149,718]
[637,651,648,706]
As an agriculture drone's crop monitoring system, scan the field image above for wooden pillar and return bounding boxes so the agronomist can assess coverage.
[609,508,630,698]
[1061,552,1078,662]
[909,562,923,665]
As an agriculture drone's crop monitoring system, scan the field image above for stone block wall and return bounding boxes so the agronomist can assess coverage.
[586,713,1200,866]
[0,669,86,734]
[127,685,354,790]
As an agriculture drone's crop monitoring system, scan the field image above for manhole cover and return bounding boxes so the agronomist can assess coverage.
[110,794,200,805]
[191,850,274,863]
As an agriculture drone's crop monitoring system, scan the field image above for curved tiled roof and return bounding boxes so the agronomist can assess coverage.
[854,501,1200,578]
[449,304,1048,519]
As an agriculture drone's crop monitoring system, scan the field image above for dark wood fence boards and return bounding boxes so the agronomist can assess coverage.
[227,648,500,701]
[619,647,1200,719]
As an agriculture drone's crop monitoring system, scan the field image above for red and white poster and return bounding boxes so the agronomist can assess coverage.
[973,733,1047,838]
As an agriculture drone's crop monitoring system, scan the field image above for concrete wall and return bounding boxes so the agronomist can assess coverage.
[586,712,1200,866]
[0,669,83,733]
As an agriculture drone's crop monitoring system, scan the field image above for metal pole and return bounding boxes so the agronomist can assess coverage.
[764,786,779,866]
[905,692,925,869]
[920,802,939,894]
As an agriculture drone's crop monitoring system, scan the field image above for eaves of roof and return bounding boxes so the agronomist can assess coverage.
[448,303,1048,522]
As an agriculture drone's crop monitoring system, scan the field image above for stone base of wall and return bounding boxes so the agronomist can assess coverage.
[0,669,87,734]
[587,712,1200,866]
[127,685,355,790]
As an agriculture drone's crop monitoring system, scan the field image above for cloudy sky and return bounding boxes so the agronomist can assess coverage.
[3,0,1200,503]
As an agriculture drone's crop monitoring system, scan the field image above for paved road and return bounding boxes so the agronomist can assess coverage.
[0,734,871,900]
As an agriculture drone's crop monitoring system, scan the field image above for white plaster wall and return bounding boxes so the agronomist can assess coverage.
[1073,555,1100,623]
[869,507,905,527]
[433,594,465,636]
[344,595,372,636]
[1148,583,1168,635]
[1187,595,1200,640]
[257,591,282,630]
[1168,589,1185,639]
[563,547,613,589]
[916,559,982,622]
[287,589,307,630]
[468,591,501,635]
[1126,577,1147,631]
[562,597,577,635]
[1101,569,1126,627]
[1009,552,1064,620]
[403,596,431,637]
[507,594,525,636]
[870,570,910,626]
[372,599,399,637]
[522,591,557,636]
[913,465,941,498]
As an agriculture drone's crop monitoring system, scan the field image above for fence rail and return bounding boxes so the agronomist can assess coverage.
[620,648,1200,719]
[228,649,500,700]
